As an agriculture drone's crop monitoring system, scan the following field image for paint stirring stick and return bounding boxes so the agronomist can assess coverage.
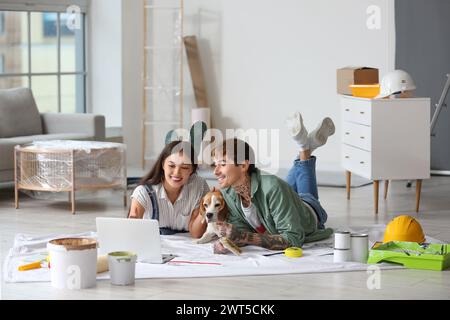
[168,260,222,266]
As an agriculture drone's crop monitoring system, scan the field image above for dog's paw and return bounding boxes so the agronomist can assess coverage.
[195,233,217,244]
[195,238,207,244]
[219,237,242,255]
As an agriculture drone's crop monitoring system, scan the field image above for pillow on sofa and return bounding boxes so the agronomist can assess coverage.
[0,87,43,138]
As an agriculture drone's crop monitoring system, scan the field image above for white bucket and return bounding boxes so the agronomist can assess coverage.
[47,238,97,289]
[108,252,137,286]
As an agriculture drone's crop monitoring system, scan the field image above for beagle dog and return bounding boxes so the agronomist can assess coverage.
[196,190,242,255]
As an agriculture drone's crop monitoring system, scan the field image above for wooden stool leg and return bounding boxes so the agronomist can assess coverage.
[15,186,19,209]
[71,192,75,214]
[384,180,389,199]
[14,148,19,209]
[374,180,379,214]
[71,190,75,214]
[346,171,351,200]
[415,179,422,213]
[123,190,127,207]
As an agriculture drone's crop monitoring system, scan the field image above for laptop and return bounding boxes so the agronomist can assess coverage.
[96,217,175,264]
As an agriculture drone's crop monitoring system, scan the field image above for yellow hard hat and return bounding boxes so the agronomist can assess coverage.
[383,215,425,243]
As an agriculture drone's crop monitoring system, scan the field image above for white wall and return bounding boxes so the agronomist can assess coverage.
[88,0,122,128]
[89,0,142,167]
[184,0,395,171]
[121,0,143,168]
[90,0,395,172]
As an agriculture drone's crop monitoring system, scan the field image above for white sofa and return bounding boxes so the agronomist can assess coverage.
[0,87,105,183]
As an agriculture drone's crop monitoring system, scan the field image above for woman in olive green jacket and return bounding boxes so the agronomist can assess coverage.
[210,114,334,253]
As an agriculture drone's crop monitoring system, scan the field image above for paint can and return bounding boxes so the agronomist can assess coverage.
[334,230,351,249]
[333,248,351,263]
[47,238,97,289]
[108,251,137,286]
[351,233,369,263]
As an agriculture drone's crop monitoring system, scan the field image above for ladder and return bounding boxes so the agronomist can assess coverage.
[407,73,450,187]
[431,73,450,137]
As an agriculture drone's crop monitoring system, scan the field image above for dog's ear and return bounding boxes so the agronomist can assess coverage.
[198,195,207,222]
[218,206,228,222]
[218,196,228,222]
[217,193,226,211]
[211,186,217,192]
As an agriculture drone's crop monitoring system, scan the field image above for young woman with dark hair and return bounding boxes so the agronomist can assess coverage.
[128,140,210,235]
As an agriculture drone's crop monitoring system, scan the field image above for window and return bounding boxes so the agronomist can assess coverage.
[0,10,86,113]
[43,12,73,37]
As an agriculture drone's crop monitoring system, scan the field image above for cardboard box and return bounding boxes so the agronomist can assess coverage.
[337,67,379,95]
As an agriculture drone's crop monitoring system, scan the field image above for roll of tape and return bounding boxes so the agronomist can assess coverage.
[284,247,303,258]
[334,231,351,249]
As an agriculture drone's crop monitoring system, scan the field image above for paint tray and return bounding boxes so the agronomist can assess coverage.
[367,241,450,271]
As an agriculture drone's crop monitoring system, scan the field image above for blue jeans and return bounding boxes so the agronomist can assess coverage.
[285,156,328,229]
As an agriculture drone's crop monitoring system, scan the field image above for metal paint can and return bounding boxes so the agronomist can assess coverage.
[108,251,137,286]
[334,231,351,249]
[351,233,369,263]
[333,248,351,263]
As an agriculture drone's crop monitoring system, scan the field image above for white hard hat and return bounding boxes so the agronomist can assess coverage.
[375,69,416,98]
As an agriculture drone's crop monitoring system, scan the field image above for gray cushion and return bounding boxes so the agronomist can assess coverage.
[0,133,92,171]
[0,169,14,183]
[0,87,43,138]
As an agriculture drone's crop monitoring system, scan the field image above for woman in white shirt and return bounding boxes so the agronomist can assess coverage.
[128,140,209,235]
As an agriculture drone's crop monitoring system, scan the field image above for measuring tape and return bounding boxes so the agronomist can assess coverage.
[284,247,303,258]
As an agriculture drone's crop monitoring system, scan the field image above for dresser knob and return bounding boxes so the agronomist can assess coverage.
[345,132,350,135]
[345,108,350,112]
[345,156,350,159]
[360,111,365,114]
[360,136,365,139]
[360,161,365,164]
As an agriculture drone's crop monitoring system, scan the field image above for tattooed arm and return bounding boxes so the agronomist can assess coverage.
[214,221,290,252]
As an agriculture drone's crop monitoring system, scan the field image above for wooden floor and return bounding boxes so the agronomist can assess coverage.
[1,176,450,300]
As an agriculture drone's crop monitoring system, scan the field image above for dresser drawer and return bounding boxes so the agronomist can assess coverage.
[342,144,371,178]
[341,98,371,126]
[342,122,371,151]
